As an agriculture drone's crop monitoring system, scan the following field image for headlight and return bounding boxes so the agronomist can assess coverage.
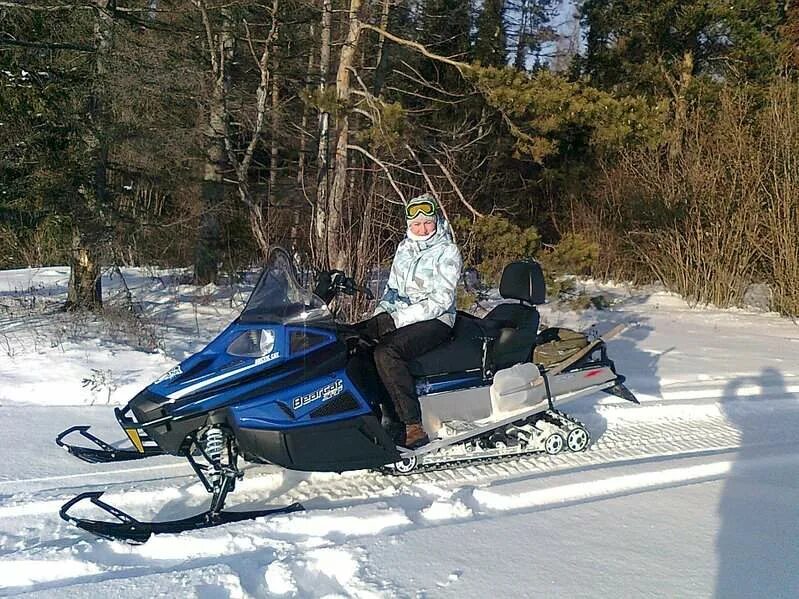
[227,329,276,357]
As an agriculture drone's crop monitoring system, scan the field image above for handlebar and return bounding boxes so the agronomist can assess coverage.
[313,269,374,303]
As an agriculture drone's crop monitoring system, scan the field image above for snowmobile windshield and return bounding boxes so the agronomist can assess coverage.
[239,249,331,324]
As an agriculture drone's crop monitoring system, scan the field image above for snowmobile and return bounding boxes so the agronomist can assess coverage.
[57,247,638,542]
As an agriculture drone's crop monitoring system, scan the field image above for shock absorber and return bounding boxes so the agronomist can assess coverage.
[203,426,225,464]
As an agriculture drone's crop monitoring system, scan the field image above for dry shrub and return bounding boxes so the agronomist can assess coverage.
[758,82,799,315]
[0,217,69,269]
[580,80,799,315]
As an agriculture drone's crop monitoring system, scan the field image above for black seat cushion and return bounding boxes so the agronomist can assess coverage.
[408,303,540,377]
[408,313,484,377]
[409,261,545,378]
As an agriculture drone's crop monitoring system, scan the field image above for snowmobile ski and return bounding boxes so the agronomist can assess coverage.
[59,491,303,544]
[56,424,165,463]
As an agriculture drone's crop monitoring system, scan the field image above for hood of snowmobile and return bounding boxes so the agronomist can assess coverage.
[127,321,350,436]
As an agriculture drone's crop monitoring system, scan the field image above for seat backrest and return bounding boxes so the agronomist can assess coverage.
[499,261,546,305]
[483,303,540,369]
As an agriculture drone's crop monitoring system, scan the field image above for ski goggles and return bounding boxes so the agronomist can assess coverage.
[405,200,437,219]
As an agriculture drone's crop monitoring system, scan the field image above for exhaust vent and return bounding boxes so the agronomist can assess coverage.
[310,392,359,418]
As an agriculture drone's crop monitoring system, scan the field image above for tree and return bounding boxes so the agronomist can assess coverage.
[507,0,559,70]
[474,0,508,67]
[580,0,785,95]
[781,0,799,69]
[1,1,117,310]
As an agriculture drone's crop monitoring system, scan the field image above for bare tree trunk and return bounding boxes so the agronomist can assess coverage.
[194,3,234,284]
[67,228,102,309]
[67,0,113,310]
[269,52,280,210]
[373,0,391,96]
[327,0,364,270]
[669,48,694,159]
[314,0,333,267]
[513,0,529,70]
[295,23,316,251]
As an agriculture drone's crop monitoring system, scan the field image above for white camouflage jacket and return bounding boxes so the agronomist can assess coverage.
[374,219,462,329]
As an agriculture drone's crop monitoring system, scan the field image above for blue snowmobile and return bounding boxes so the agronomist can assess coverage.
[57,247,637,542]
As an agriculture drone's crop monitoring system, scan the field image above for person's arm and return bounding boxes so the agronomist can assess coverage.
[391,245,462,328]
[374,250,403,315]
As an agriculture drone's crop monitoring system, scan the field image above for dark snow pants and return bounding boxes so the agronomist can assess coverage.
[358,312,451,425]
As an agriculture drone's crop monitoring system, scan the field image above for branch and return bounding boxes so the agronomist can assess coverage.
[192,0,219,77]
[347,144,405,204]
[360,23,473,75]
[237,0,279,181]
[430,155,484,219]
[0,37,95,52]
[0,1,92,11]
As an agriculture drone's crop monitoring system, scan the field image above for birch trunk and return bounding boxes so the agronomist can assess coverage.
[314,0,333,266]
[327,0,364,270]
[195,4,234,284]
[67,0,113,310]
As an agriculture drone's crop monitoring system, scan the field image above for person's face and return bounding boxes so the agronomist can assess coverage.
[410,219,436,236]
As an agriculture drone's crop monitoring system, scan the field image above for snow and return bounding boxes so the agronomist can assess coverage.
[1,267,798,597]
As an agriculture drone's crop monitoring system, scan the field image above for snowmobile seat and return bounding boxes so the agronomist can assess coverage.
[409,260,545,377]
[480,260,544,369]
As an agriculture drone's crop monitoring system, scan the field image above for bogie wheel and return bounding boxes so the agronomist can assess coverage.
[544,433,565,455]
[393,455,418,475]
[567,427,590,452]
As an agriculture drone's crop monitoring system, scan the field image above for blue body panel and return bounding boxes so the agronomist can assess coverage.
[417,373,485,396]
[145,322,373,431]
[230,370,370,430]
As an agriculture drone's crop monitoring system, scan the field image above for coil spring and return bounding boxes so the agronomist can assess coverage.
[203,427,225,463]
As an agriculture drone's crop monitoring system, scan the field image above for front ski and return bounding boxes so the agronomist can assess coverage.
[60,491,303,543]
[56,425,165,463]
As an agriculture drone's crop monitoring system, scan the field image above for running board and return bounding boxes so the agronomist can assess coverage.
[59,491,304,544]
[56,426,165,463]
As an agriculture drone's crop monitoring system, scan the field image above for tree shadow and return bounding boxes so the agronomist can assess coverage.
[715,368,799,597]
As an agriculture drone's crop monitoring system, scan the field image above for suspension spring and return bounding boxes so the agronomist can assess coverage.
[203,426,225,463]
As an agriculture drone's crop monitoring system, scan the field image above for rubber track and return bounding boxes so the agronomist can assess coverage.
[380,410,590,476]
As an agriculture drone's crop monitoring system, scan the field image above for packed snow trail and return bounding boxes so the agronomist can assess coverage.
[1,385,798,597]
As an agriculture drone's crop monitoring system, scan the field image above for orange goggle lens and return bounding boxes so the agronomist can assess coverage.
[406,201,436,219]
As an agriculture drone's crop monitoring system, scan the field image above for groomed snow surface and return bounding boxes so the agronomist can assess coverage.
[1,267,798,598]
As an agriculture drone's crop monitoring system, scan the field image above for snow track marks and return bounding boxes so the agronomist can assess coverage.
[1,397,798,596]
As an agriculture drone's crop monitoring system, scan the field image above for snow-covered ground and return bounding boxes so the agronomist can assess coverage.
[1,267,798,598]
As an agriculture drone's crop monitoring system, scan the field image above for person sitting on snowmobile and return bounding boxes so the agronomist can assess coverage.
[358,193,462,449]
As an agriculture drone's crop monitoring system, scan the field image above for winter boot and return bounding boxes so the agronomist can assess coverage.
[403,422,429,449]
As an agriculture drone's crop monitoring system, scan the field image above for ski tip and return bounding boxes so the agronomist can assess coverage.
[602,381,640,404]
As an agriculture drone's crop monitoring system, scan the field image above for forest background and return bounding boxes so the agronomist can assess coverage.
[2,0,798,316]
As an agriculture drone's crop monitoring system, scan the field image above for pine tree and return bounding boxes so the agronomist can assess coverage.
[580,0,784,95]
[474,0,508,67]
